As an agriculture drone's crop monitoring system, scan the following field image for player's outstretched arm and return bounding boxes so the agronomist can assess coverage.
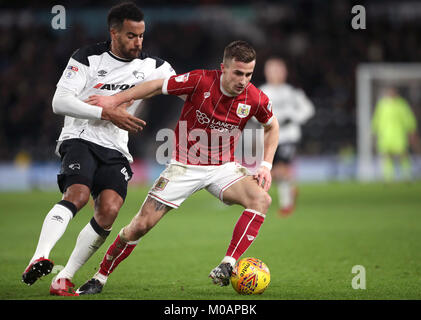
[85,79,165,109]
[52,87,145,133]
[253,117,279,191]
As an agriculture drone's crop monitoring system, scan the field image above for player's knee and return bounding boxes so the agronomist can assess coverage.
[63,188,90,210]
[101,201,121,217]
[262,192,272,212]
[247,190,271,213]
[95,203,120,229]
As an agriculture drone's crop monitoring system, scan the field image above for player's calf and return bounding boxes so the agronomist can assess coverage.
[225,209,265,260]
[210,209,265,287]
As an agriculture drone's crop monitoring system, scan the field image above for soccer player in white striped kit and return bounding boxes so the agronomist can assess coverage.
[260,58,314,216]
[21,2,176,296]
[75,40,280,294]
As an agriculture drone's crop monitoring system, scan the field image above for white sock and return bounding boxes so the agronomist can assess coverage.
[222,256,236,268]
[56,220,109,281]
[279,181,292,208]
[30,204,73,263]
[93,271,109,285]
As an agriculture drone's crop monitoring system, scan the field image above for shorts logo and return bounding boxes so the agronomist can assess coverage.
[153,177,169,191]
[236,103,251,118]
[121,167,130,181]
[196,110,210,124]
[175,73,190,83]
[69,163,80,170]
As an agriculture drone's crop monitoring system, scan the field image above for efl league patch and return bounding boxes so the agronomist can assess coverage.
[236,103,251,118]
[175,73,190,83]
[153,177,169,191]
[64,65,78,79]
[64,70,76,79]
[67,65,79,72]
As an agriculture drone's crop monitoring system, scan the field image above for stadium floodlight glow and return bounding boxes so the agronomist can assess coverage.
[356,63,421,181]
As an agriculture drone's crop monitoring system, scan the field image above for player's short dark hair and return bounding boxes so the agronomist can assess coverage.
[107,1,144,30]
[223,40,256,64]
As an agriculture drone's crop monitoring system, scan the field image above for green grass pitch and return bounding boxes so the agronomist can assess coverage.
[1,181,421,300]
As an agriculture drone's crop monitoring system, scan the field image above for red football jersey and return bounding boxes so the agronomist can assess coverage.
[162,69,273,165]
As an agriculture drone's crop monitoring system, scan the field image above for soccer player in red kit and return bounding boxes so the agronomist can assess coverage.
[76,40,279,294]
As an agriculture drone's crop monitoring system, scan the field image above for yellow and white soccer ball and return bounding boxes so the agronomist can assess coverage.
[230,257,270,295]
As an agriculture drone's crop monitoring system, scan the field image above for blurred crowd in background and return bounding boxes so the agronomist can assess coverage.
[1,0,420,165]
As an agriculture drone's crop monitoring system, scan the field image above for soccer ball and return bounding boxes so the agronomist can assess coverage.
[230,257,270,295]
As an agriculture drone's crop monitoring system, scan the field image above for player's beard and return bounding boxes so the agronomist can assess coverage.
[116,38,141,60]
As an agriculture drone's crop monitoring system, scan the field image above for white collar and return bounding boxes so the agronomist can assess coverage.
[108,50,132,62]
[220,74,235,97]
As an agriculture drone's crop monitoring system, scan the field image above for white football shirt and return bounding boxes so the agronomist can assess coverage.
[259,83,314,144]
[55,41,176,162]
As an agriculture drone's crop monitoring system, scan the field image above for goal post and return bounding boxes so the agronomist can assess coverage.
[356,63,421,181]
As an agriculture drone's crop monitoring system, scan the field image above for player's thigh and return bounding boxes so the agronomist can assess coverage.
[91,161,133,202]
[221,175,271,213]
[57,139,97,204]
[272,144,295,179]
[148,161,205,209]
[205,162,248,203]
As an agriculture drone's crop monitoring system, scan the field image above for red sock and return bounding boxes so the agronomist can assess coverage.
[99,235,137,276]
[225,210,265,260]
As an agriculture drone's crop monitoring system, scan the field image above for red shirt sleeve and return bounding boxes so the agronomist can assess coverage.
[162,70,203,97]
[254,91,274,125]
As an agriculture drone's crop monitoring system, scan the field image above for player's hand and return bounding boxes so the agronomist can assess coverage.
[101,100,146,133]
[253,166,272,191]
[85,95,119,109]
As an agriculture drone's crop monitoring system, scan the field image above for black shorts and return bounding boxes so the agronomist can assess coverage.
[273,143,297,165]
[57,139,133,200]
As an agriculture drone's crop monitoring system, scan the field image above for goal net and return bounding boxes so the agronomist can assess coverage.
[356,63,421,181]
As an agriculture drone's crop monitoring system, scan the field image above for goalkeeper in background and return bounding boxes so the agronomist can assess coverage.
[372,87,418,182]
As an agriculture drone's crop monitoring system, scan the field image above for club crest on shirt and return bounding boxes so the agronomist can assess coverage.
[175,73,189,83]
[133,70,145,80]
[153,177,169,191]
[236,103,251,118]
